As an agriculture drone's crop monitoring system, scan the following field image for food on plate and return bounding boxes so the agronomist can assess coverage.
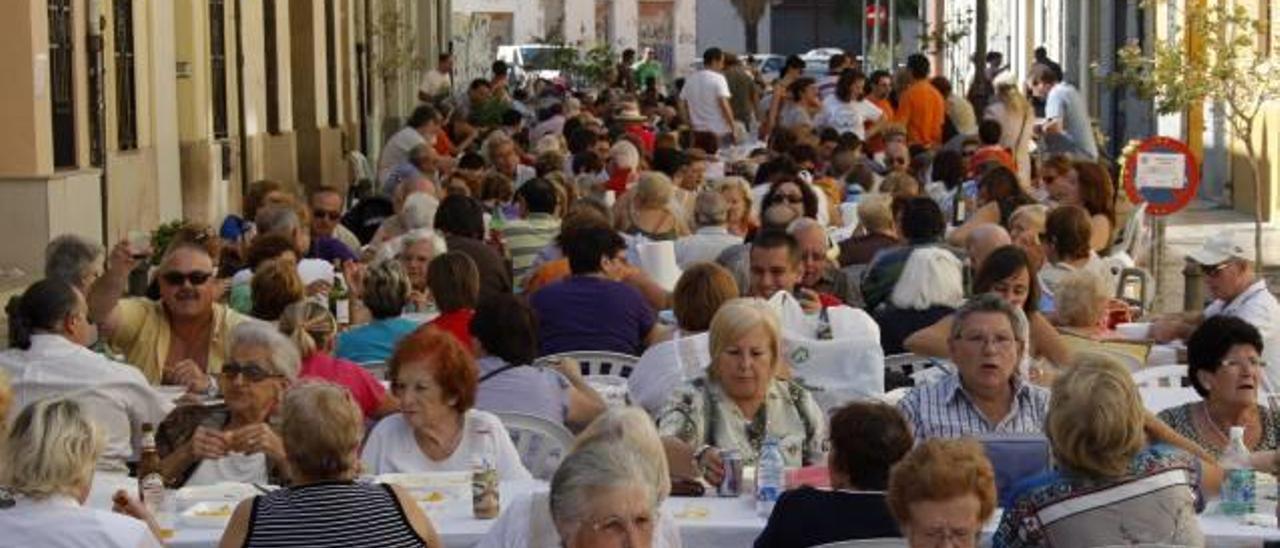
[193,504,233,517]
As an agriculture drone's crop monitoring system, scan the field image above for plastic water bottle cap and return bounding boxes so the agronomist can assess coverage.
[1229,426,1246,439]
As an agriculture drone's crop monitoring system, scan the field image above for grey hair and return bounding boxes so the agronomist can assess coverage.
[693,190,728,228]
[1,398,102,499]
[572,407,671,499]
[398,228,448,259]
[549,441,659,543]
[228,321,301,380]
[255,204,301,236]
[401,192,439,230]
[949,292,1029,345]
[609,141,640,170]
[482,132,515,163]
[45,234,104,288]
[785,216,825,238]
[362,259,411,319]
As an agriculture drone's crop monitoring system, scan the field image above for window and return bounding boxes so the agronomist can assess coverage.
[210,0,228,140]
[114,0,137,151]
[264,0,279,134]
[48,0,76,168]
[324,0,338,127]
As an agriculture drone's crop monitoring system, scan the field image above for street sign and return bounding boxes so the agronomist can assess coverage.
[1122,136,1201,216]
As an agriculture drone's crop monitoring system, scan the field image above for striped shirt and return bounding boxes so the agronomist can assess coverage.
[898,371,1049,441]
[245,481,426,547]
[499,213,561,280]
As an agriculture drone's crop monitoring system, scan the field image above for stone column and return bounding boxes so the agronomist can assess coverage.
[609,0,638,51]
[563,0,595,45]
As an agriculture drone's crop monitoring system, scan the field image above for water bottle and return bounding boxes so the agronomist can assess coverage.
[1220,426,1256,516]
[755,437,785,517]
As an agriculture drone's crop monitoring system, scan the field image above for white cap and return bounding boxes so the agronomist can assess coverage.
[1187,232,1250,266]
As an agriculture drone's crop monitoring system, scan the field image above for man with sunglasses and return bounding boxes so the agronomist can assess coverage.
[1151,233,1280,388]
[308,185,361,254]
[89,237,250,393]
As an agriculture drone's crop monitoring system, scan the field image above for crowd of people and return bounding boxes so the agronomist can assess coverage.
[0,42,1277,548]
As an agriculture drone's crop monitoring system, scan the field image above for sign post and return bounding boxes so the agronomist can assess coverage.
[1121,136,1201,309]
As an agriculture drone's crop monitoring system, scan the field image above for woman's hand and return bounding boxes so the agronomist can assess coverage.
[112,490,164,540]
[698,446,725,486]
[342,261,367,300]
[190,426,230,460]
[231,423,286,464]
[164,359,211,394]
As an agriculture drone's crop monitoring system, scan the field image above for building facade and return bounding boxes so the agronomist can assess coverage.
[0,0,448,275]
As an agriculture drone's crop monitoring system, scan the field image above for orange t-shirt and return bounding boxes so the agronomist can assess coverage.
[869,98,895,119]
[893,80,946,148]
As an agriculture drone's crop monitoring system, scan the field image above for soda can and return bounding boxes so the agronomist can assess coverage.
[718,449,743,497]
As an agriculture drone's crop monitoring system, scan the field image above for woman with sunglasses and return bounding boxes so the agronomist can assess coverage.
[155,322,298,487]
[760,178,819,225]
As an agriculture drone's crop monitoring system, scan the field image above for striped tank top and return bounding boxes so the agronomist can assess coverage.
[245,481,427,547]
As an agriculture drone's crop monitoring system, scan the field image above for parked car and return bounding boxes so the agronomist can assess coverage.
[496,44,574,88]
[745,53,785,82]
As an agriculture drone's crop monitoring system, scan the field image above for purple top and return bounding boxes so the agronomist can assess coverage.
[309,235,359,263]
[529,275,655,357]
[474,356,570,425]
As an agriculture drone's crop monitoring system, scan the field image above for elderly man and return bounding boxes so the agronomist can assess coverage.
[674,191,741,268]
[838,195,901,266]
[46,234,105,294]
[485,132,535,188]
[898,293,1049,440]
[89,235,250,390]
[788,218,858,305]
[256,203,356,264]
[1152,232,1280,388]
[377,105,443,185]
[382,144,441,198]
[966,224,1011,273]
[371,177,440,246]
[500,178,561,282]
[308,185,362,254]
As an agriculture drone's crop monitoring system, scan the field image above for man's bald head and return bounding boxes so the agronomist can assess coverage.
[967,224,1011,271]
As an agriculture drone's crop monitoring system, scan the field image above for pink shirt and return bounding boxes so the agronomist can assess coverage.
[300,353,388,419]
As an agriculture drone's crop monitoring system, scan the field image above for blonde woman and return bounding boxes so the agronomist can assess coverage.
[278,301,396,420]
[657,298,826,485]
[714,176,757,237]
[984,79,1035,186]
[0,398,163,546]
[617,172,689,241]
[994,353,1212,546]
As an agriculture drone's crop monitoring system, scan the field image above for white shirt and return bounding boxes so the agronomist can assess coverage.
[0,335,173,472]
[0,494,161,548]
[629,331,711,416]
[815,94,867,136]
[377,127,427,182]
[361,410,532,481]
[418,69,451,98]
[1204,279,1280,390]
[674,227,742,269]
[679,69,733,136]
[477,490,682,548]
[185,452,269,486]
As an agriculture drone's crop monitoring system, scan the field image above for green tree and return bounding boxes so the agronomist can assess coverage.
[729,0,768,53]
[1112,1,1280,266]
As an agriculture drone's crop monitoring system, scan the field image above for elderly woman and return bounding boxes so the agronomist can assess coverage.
[714,177,757,237]
[361,327,532,480]
[336,260,421,364]
[757,401,910,547]
[278,301,396,420]
[1053,270,1126,346]
[386,228,449,312]
[422,251,479,353]
[631,262,740,415]
[994,353,1207,546]
[888,439,998,548]
[1157,316,1280,458]
[471,294,606,433]
[0,279,171,472]
[657,298,826,484]
[479,408,682,548]
[0,398,163,546]
[156,322,297,487]
[219,382,440,547]
[617,172,689,241]
[905,245,1071,370]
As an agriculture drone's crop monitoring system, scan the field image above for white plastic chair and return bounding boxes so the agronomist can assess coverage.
[536,351,640,379]
[1131,365,1189,388]
[884,353,945,382]
[495,412,575,481]
[813,539,908,548]
[878,387,911,406]
[1111,202,1148,259]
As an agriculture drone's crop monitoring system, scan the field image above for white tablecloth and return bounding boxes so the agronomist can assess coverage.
[146,479,1280,547]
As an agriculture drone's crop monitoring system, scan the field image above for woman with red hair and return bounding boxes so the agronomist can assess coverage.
[361,327,531,480]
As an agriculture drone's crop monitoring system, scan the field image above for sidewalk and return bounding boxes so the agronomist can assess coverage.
[1149,200,1280,313]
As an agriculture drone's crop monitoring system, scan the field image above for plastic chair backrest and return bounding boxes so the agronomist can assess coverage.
[495,411,575,481]
[1130,365,1190,388]
[536,351,640,379]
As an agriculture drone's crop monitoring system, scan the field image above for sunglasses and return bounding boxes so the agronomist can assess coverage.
[772,194,804,204]
[887,156,908,166]
[160,270,214,286]
[1200,262,1232,277]
[313,209,342,221]
[220,362,281,382]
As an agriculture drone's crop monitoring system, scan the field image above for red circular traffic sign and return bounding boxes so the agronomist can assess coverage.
[1122,136,1200,216]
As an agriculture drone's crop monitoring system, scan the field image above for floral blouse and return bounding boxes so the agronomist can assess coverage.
[1156,402,1280,459]
[656,377,826,468]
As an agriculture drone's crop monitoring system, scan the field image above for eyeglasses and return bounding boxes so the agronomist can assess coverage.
[220,362,281,383]
[589,511,656,540]
[772,194,804,204]
[887,156,908,166]
[313,209,342,221]
[956,332,1017,350]
[915,525,979,547]
[1200,262,1232,277]
[1221,357,1267,370]
[160,270,214,287]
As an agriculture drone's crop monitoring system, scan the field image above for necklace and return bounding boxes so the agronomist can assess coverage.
[1200,402,1258,447]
